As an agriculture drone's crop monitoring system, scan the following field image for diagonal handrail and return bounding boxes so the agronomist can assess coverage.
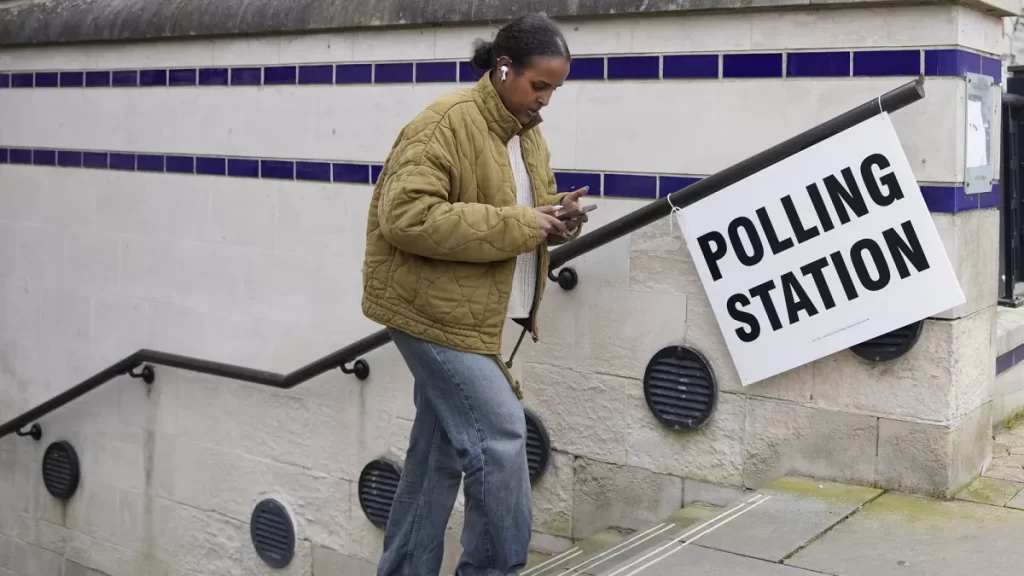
[0,330,391,439]
[0,78,926,441]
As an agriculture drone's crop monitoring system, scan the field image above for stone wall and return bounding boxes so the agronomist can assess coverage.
[0,1,1011,574]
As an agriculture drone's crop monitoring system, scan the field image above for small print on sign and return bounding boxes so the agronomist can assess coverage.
[677,113,965,386]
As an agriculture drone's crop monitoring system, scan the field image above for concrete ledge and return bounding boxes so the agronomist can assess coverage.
[0,0,1016,46]
[997,306,1024,368]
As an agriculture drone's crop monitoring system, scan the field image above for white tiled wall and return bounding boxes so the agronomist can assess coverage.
[0,4,1007,575]
[0,77,967,183]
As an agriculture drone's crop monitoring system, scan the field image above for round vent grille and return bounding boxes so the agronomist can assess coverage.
[359,459,402,530]
[643,346,718,431]
[250,499,295,568]
[41,441,79,500]
[524,408,551,484]
[850,321,923,362]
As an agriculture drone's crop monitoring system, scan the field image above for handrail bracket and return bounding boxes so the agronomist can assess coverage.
[340,359,370,381]
[16,424,41,441]
[127,365,155,384]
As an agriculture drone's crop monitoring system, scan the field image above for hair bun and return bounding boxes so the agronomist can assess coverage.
[470,39,494,70]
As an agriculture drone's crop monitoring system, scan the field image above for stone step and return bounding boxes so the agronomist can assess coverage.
[588,476,884,576]
[522,504,723,576]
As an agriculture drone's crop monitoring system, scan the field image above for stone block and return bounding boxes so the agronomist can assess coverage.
[10,539,62,576]
[629,215,703,296]
[63,230,120,294]
[930,211,999,321]
[274,184,364,260]
[685,295,814,403]
[953,308,995,419]
[523,364,629,465]
[79,420,150,493]
[877,402,992,497]
[176,370,390,482]
[574,287,687,380]
[684,478,751,507]
[389,417,414,462]
[150,433,209,510]
[0,222,14,281]
[743,398,878,489]
[749,5,959,50]
[206,178,277,249]
[64,560,111,576]
[162,498,313,576]
[571,457,682,540]
[65,478,122,548]
[813,309,992,424]
[0,535,11,570]
[626,388,745,486]
[531,450,575,538]
[312,547,376,576]
[345,490,386,563]
[202,444,352,552]
[118,367,178,435]
[14,223,64,290]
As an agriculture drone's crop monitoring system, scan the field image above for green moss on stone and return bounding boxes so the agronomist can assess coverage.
[867,493,1015,528]
[767,476,882,504]
[955,477,1022,506]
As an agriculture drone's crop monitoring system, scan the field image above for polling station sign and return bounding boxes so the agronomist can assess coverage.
[677,113,965,386]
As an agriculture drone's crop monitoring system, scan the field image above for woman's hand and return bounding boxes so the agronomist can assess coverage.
[557,186,590,230]
[534,206,567,239]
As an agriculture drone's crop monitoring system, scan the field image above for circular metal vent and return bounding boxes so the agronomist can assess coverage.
[643,346,718,431]
[359,459,402,530]
[850,321,923,362]
[42,441,80,500]
[524,408,551,484]
[250,499,295,568]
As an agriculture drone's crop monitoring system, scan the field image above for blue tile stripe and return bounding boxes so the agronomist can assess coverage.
[0,145,998,213]
[0,145,386,185]
[997,346,1018,375]
[0,48,1001,89]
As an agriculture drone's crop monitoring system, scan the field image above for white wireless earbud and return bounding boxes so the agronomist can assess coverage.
[500,65,509,81]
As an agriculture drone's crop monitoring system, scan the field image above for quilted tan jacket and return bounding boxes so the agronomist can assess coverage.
[361,75,580,392]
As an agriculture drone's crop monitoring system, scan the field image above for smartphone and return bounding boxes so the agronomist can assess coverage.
[557,204,597,222]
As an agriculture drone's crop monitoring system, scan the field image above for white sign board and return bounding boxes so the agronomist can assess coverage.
[677,113,965,386]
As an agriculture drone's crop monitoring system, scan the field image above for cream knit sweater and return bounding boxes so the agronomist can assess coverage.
[506,134,537,320]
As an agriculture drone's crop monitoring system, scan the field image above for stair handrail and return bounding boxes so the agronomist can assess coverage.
[0,78,926,441]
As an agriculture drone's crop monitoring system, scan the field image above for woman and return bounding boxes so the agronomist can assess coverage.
[361,13,587,576]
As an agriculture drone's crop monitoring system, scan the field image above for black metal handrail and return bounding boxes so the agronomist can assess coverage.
[0,330,391,439]
[0,78,926,441]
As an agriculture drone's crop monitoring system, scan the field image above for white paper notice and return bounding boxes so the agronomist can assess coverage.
[966,98,988,169]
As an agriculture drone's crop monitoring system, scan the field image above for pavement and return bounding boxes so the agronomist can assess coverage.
[525,467,1024,576]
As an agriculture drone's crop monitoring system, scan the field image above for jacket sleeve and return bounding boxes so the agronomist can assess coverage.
[535,135,584,246]
[377,116,542,263]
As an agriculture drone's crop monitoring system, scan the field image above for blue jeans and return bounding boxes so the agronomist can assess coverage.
[378,328,532,576]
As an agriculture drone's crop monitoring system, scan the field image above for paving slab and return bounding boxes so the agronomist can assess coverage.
[786,492,1024,575]
[955,476,1023,506]
[692,476,882,562]
[578,505,722,576]
[1008,489,1024,510]
[612,544,821,576]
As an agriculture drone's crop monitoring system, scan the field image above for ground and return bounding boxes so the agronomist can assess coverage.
[521,463,1024,576]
